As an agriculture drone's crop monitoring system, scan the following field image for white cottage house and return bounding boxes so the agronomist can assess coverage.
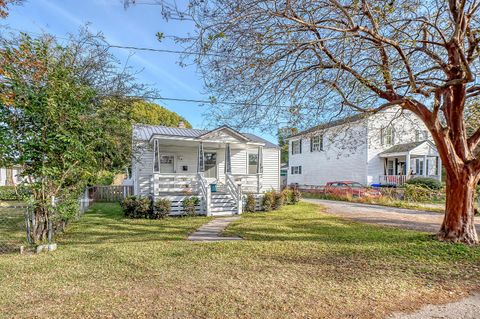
[287,108,442,187]
[130,124,280,216]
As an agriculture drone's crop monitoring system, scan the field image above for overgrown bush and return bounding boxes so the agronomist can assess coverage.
[121,196,151,218]
[153,198,171,219]
[244,193,256,212]
[262,191,275,211]
[281,188,293,204]
[0,186,31,201]
[182,196,199,216]
[405,177,442,190]
[291,187,301,204]
[273,191,284,209]
[404,184,441,202]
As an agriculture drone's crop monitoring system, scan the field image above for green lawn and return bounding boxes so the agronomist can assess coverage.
[0,202,479,318]
[0,201,28,252]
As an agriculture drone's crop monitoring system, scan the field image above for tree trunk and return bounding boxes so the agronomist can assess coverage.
[438,171,478,244]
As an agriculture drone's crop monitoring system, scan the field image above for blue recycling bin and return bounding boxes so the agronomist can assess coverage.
[210,183,217,193]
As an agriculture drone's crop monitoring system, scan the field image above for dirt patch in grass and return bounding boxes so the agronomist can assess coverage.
[0,202,478,318]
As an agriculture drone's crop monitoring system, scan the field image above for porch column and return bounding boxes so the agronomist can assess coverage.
[422,155,428,177]
[257,146,263,193]
[224,143,231,174]
[405,152,411,177]
[257,146,263,174]
[197,142,204,173]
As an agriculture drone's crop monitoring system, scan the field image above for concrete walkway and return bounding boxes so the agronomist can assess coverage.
[188,216,242,242]
[303,198,480,233]
[389,293,480,319]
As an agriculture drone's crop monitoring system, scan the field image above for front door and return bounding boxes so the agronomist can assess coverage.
[160,155,175,173]
[204,152,217,178]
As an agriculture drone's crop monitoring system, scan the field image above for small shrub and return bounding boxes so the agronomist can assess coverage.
[262,191,275,211]
[273,191,284,210]
[291,187,301,204]
[0,185,31,201]
[182,196,199,216]
[244,193,256,212]
[121,196,151,218]
[406,177,442,190]
[153,198,171,219]
[281,188,293,204]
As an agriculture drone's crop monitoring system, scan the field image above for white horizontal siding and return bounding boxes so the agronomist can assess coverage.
[261,148,280,191]
[287,122,368,186]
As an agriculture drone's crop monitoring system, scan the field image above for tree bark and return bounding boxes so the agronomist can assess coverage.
[438,171,479,244]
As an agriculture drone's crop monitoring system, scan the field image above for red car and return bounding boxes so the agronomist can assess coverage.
[324,181,382,198]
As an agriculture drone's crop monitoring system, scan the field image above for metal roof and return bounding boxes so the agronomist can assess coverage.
[133,124,278,148]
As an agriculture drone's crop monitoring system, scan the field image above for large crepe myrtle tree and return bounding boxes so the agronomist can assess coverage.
[130,0,480,244]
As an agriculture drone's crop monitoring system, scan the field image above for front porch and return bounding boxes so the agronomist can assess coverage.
[378,141,442,186]
[149,133,266,216]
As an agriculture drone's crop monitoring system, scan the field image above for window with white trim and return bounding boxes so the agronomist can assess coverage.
[381,125,395,146]
[387,160,395,175]
[291,140,301,154]
[291,166,302,174]
[415,130,429,142]
[311,135,323,152]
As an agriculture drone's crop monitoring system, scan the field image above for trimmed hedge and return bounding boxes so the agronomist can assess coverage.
[0,186,31,201]
[405,177,442,190]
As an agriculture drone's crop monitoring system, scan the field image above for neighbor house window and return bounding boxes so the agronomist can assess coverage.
[381,125,395,146]
[415,130,429,142]
[415,158,424,175]
[291,166,302,174]
[387,160,395,175]
[310,135,323,152]
[291,140,302,154]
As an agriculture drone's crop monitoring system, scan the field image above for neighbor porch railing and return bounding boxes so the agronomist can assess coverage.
[231,173,262,193]
[378,174,441,186]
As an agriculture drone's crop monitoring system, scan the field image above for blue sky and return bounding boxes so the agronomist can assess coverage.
[3,0,277,142]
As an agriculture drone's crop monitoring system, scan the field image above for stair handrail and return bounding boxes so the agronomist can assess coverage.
[226,173,242,214]
[197,173,211,216]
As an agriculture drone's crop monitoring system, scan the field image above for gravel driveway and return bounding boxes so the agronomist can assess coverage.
[303,198,480,233]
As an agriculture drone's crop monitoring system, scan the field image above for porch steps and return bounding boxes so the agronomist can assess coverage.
[210,192,238,216]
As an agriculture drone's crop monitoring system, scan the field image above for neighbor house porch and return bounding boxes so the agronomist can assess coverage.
[377,141,442,186]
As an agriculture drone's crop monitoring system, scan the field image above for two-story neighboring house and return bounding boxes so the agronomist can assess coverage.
[287,108,442,187]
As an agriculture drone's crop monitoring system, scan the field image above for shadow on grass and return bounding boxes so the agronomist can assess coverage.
[59,202,210,245]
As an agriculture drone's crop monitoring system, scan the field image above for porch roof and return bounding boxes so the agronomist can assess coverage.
[133,124,279,148]
[379,140,438,157]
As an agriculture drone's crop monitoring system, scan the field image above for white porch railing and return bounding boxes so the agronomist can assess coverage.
[231,174,262,193]
[152,173,199,194]
[379,175,441,186]
[197,173,211,215]
[226,173,242,214]
[379,175,411,185]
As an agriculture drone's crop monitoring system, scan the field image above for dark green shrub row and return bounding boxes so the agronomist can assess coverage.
[405,177,442,190]
[121,196,172,219]
[0,186,31,201]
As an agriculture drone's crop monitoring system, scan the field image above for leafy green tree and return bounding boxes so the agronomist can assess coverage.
[131,100,191,128]
[0,32,146,243]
